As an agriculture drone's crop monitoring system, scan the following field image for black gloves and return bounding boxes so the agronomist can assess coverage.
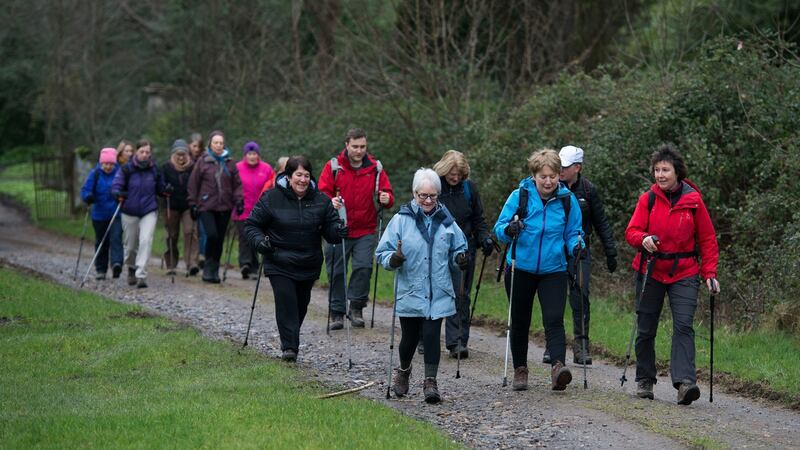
[456,252,469,271]
[256,236,274,255]
[481,238,495,256]
[84,194,95,205]
[606,255,617,273]
[190,205,199,221]
[115,191,128,203]
[163,183,174,196]
[389,242,405,269]
[336,222,349,239]
[235,200,244,216]
[504,220,523,238]
[572,244,582,259]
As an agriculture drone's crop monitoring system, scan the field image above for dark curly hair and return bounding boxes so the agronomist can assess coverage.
[650,143,688,181]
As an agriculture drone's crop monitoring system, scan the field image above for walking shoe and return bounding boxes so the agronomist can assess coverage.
[281,349,297,362]
[572,340,593,365]
[95,272,106,280]
[241,265,251,280]
[202,260,220,284]
[423,377,441,404]
[637,380,654,399]
[448,344,469,359]
[127,268,137,286]
[551,361,572,391]
[350,307,365,328]
[166,269,176,276]
[677,380,701,405]
[136,278,148,289]
[392,365,412,397]
[112,264,122,279]
[330,314,344,331]
[542,349,552,364]
[188,265,200,276]
[512,366,529,391]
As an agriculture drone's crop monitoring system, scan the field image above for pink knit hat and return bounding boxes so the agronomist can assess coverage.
[99,147,117,164]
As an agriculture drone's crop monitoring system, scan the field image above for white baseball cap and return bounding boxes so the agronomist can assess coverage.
[559,145,584,167]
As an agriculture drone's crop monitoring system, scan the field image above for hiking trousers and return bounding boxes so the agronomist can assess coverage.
[236,221,258,270]
[122,211,157,279]
[567,252,592,342]
[199,210,230,263]
[635,275,699,387]
[325,233,376,314]
[269,275,315,352]
[164,208,198,270]
[92,216,123,273]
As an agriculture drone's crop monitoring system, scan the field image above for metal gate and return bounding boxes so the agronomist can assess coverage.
[31,154,74,220]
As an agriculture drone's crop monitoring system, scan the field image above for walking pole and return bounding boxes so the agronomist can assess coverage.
[576,248,588,389]
[620,236,659,387]
[166,197,175,283]
[338,198,353,370]
[222,223,236,282]
[709,279,717,402]
[369,207,384,328]
[456,264,466,379]
[502,216,519,387]
[386,240,401,399]
[73,209,90,280]
[468,252,489,325]
[80,202,122,288]
[242,256,265,348]
[326,243,335,335]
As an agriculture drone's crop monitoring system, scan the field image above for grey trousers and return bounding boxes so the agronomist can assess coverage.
[325,233,376,314]
[567,252,592,342]
[445,248,476,349]
[635,275,700,387]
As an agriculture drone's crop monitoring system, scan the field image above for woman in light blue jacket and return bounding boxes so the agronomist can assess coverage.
[493,149,583,392]
[376,168,468,404]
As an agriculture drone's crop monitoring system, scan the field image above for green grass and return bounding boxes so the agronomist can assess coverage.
[0,267,459,449]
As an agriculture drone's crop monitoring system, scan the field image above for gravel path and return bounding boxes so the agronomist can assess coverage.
[2,202,798,449]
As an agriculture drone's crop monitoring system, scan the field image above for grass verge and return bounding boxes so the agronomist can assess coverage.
[0,266,458,449]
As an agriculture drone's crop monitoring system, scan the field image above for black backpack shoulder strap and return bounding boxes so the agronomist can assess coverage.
[91,168,101,194]
[647,189,656,214]
[515,186,528,219]
[561,195,571,220]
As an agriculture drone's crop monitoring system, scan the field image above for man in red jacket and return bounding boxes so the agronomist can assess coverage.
[318,128,394,329]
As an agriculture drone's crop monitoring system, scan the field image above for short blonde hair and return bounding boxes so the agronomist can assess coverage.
[527,149,561,175]
[433,150,470,179]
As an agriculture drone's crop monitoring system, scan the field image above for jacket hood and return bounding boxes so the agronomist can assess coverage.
[204,148,230,161]
[398,200,455,226]
[276,173,318,197]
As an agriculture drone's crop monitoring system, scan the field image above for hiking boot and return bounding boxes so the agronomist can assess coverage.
[127,268,137,286]
[448,344,469,359]
[350,307,365,328]
[112,264,122,279]
[637,380,654,399]
[572,339,593,365]
[330,314,344,331]
[202,260,220,284]
[188,265,200,276]
[423,377,441,404]
[542,349,552,364]
[95,272,106,281]
[241,264,251,280]
[136,278,148,289]
[677,380,700,405]
[512,366,529,391]
[392,365,412,397]
[281,349,297,362]
[551,361,572,391]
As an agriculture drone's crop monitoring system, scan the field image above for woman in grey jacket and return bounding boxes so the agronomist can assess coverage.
[375,168,468,404]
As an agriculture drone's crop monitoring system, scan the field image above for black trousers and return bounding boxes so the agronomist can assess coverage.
[399,317,443,375]
[445,248,477,349]
[504,268,568,368]
[199,210,230,262]
[269,275,316,352]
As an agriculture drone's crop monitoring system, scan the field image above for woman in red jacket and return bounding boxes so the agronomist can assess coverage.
[625,143,720,405]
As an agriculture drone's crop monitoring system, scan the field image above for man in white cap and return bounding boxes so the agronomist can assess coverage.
[542,145,617,365]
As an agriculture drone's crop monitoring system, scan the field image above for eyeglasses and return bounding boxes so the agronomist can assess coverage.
[416,193,438,201]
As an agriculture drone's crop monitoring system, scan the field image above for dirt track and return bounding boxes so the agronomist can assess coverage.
[1,201,798,449]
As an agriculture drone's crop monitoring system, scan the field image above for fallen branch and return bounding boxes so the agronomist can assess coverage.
[318,381,376,399]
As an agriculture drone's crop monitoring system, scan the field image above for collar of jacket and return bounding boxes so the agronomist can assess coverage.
[399,200,454,243]
[520,176,572,201]
[338,148,375,171]
[651,179,699,208]
[203,148,230,163]
[132,157,154,170]
[276,173,319,199]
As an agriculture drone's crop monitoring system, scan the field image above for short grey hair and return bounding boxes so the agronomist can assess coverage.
[412,168,441,194]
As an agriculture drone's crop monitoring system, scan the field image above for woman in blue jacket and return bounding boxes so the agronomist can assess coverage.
[80,147,123,280]
[493,149,583,392]
[376,168,468,404]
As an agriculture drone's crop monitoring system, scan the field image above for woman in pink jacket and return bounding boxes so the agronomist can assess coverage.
[232,141,274,278]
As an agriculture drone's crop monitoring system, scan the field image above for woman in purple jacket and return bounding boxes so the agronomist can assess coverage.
[111,139,168,288]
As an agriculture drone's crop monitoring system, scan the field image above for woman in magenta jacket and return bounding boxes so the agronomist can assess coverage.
[232,141,273,278]
[625,143,720,405]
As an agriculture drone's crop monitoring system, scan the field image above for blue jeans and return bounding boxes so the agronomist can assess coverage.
[92,216,123,273]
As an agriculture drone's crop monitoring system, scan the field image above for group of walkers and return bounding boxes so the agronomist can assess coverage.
[81,128,720,407]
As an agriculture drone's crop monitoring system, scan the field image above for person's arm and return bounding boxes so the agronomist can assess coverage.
[320,200,343,244]
[565,193,584,253]
[232,163,244,207]
[80,169,96,203]
[449,222,469,271]
[317,162,336,199]
[378,169,394,208]
[375,215,402,271]
[243,195,273,251]
[468,180,490,243]
[187,160,201,206]
[625,193,651,250]
[492,189,520,244]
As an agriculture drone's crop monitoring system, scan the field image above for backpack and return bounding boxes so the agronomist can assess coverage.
[330,155,383,202]
[642,180,703,276]
[463,179,472,206]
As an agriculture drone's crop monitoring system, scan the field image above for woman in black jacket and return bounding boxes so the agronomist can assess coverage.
[244,155,347,361]
[432,150,494,359]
